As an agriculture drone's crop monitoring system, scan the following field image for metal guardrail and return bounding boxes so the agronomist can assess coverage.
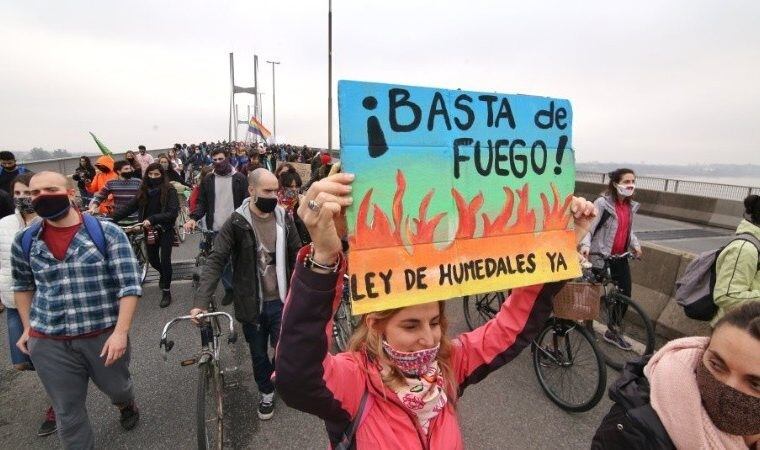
[18,145,330,176]
[18,149,169,176]
[576,170,760,201]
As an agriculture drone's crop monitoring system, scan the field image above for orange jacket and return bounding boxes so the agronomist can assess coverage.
[86,155,117,213]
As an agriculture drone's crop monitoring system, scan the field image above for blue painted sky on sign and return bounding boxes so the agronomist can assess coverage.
[338,80,575,243]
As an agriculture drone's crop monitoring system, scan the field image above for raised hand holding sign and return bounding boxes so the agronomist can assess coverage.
[339,80,582,314]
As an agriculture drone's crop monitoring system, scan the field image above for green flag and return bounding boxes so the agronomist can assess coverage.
[89,132,113,156]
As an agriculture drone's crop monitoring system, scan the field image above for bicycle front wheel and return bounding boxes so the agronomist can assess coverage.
[592,292,655,371]
[462,291,505,331]
[176,208,188,243]
[532,319,606,412]
[197,362,224,450]
[134,241,148,285]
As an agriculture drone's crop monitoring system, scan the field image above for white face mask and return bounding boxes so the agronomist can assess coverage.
[615,183,635,198]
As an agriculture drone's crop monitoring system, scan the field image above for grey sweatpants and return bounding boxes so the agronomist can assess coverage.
[28,331,134,450]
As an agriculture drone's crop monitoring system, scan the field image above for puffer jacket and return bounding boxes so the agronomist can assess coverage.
[0,211,39,308]
[580,194,641,266]
[712,219,760,326]
[591,356,675,449]
[276,248,563,449]
[86,155,117,213]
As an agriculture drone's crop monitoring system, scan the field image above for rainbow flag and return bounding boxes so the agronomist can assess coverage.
[248,117,272,142]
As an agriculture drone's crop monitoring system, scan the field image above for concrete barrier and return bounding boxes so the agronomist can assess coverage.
[630,243,711,341]
[575,180,743,230]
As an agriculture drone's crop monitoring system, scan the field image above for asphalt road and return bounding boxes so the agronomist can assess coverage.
[0,236,616,449]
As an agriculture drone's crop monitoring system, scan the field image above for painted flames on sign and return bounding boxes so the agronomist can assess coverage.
[350,170,573,253]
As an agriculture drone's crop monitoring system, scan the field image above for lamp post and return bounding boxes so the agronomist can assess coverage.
[266,60,280,143]
[328,0,333,153]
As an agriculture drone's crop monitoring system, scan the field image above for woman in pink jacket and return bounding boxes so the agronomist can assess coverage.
[276,172,597,449]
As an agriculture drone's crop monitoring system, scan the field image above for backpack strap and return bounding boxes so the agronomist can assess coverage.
[82,214,108,258]
[335,390,374,450]
[731,233,760,270]
[592,207,611,237]
[23,215,107,261]
[21,220,44,261]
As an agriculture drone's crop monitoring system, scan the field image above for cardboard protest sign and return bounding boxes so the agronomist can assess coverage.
[338,80,579,315]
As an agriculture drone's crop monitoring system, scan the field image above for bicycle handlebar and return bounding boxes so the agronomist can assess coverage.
[159,311,237,358]
[588,252,633,261]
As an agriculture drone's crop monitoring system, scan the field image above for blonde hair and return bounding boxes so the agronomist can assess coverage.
[348,301,457,401]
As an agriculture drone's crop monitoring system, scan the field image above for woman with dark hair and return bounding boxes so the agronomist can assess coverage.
[158,154,190,188]
[712,194,760,326]
[72,155,96,204]
[579,168,642,351]
[125,150,143,179]
[277,169,310,245]
[592,302,760,449]
[274,162,296,179]
[112,162,179,308]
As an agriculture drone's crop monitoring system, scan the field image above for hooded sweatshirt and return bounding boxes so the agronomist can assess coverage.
[86,155,117,213]
[713,219,760,326]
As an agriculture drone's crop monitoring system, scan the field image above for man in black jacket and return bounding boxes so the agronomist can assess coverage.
[0,151,29,194]
[190,168,301,422]
[185,148,248,299]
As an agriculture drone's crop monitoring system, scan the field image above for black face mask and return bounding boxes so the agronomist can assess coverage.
[213,160,232,176]
[254,196,277,213]
[32,194,71,221]
[146,177,163,188]
[122,171,135,179]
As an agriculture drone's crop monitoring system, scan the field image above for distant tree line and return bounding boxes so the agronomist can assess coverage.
[0,147,89,162]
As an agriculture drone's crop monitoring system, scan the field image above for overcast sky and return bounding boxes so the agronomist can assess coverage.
[2,0,759,164]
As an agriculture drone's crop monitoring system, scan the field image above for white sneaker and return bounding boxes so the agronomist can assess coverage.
[258,392,275,420]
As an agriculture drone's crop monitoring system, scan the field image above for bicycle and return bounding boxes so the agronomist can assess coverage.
[332,274,358,352]
[192,229,217,290]
[120,222,150,284]
[176,200,190,243]
[462,289,606,412]
[160,304,238,450]
[586,252,655,371]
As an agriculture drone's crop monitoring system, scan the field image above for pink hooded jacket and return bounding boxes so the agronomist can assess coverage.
[276,248,562,449]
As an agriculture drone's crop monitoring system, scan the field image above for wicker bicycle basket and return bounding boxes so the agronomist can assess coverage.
[552,282,603,321]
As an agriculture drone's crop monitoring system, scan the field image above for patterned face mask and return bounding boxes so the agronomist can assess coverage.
[277,188,299,211]
[696,360,760,436]
[382,340,440,377]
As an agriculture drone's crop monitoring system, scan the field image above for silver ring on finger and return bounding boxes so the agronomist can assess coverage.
[308,199,322,212]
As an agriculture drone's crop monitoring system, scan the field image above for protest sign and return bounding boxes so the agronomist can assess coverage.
[338,80,579,315]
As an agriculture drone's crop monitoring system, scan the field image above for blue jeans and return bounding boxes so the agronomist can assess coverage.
[242,301,283,394]
[6,307,32,366]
